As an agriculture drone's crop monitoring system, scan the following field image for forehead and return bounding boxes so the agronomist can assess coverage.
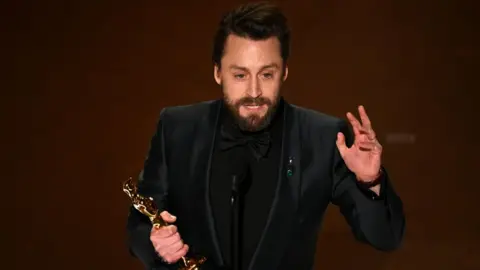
[222,34,283,69]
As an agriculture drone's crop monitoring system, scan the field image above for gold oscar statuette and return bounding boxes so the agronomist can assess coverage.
[123,176,207,270]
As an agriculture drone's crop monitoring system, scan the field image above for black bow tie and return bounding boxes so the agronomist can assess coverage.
[219,125,271,160]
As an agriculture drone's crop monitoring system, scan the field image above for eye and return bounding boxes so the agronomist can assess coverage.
[234,74,246,79]
[262,72,274,79]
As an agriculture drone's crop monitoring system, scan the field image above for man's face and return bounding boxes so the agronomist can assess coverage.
[214,34,288,132]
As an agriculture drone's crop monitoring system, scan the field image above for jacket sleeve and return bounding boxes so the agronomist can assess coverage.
[330,120,406,251]
[126,108,172,269]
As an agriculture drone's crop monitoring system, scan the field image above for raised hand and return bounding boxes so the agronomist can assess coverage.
[336,105,383,184]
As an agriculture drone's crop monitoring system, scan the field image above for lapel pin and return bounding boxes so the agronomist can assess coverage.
[286,156,295,177]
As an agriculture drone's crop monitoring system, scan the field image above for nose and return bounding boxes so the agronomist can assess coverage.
[246,77,262,98]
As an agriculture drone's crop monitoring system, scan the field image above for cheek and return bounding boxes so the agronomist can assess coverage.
[223,81,246,100]
[260,80,281,99]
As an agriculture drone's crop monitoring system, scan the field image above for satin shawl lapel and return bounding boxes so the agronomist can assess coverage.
[188,99,224,266]
[248,102,302,270]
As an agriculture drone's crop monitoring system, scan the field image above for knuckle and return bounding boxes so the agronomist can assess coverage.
[158,249,168,258]
[162,228,171,235]
[155,241,168,251]
[159,228,171,237]
[151,234,165,243]
[170,241,181,251]
[150,236,160,245]
[151,228,162,237]
[178,240,185,249]
[172,232,181,242]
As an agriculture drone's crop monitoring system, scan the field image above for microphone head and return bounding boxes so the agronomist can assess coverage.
[231,175,241,193]
[231,162,250,193]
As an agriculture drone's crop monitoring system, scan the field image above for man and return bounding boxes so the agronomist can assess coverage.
[126,2,405,270]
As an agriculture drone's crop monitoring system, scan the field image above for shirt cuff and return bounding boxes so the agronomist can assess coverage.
[356,170,387,201]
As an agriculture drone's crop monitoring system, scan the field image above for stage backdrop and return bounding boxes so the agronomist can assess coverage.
[4,0,478,269]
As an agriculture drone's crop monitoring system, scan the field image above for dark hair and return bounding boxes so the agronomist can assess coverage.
[212,2,291,68]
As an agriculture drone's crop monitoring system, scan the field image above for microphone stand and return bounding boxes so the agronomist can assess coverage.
[231,174,243,270]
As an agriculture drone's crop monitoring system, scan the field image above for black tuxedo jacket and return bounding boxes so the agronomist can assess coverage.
[126,99,405,270]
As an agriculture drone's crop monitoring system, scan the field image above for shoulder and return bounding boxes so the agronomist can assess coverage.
[160,99,220,123]
[289,103,354,148]
[289,103,346,130]
[154,99,221,140]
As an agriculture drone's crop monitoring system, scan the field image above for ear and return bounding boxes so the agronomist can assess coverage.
[214,64,221,85]
[282,64,289,82]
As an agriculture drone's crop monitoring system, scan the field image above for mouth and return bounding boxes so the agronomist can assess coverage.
[242,104,266,111]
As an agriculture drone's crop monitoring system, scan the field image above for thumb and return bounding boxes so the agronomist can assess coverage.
[160,211,177,223]
[336,132,348,157]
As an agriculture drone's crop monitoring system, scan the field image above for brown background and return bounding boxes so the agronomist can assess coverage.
[4,0,479,269]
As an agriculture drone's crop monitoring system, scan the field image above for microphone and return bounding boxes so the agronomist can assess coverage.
[231,161,250,195]
[231,175,242,198]
[230,164,249,270]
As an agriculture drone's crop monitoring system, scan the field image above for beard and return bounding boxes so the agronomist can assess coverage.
[224,92,281,132]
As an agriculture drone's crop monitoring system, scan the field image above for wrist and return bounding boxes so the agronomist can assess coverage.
[368,183,381,196]
[356,168,383,187]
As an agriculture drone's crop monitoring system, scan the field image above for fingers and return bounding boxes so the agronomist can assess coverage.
[357,141,382,153]
[346,112,362,136]
[149,211,185,264]
[347,106,376,140]
[155,230,180,246]
[160,211,177,223]
[336,132,348,158]
[355,133,377,143]
[358,105,372,131]
[152,224,177,238]
[150,226,188,264]
[164,244,189,264]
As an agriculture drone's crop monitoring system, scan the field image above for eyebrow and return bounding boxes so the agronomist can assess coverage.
[228,63,280,72]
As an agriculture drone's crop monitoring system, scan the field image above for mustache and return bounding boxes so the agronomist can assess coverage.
[235,97,271,107]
